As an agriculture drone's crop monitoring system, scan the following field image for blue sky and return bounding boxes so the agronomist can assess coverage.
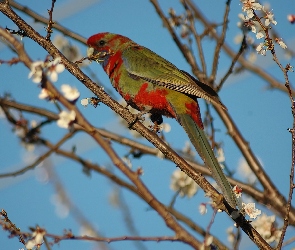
[1,0,295,249]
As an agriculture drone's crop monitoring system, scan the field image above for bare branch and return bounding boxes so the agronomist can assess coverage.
[185,0,295,96]
[45,0,56,40]
[210,0,232,84]
[216,35,247,92]
[10,0,86,44]
[1,209,26,245]
[0,131,75,177]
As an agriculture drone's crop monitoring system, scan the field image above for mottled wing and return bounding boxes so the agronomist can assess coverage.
[122,46,226,110]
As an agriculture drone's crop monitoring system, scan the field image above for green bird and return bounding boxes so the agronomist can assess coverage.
[87,32,237,207]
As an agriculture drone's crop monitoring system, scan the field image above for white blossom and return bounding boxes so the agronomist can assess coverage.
[180,24,189,38]
[122,156,132,168]
[30,120,37,128]
[241,2,261,17]
[34,232,44,246]
[25,230,45,250]
[234,34,244,44]
[182,141,196,157]
[87,47,95,57]
[53,35,68,49]
[57,110,76,129]
[156,149,165,159]
[200,236,213,250]
[46,57,65,82]
[227,227,235,244]
[256,42,266,56]
[232,185,243,198]
[250,25,257,33]
[28,61,44,83]
[81,98,90,107]
[53,35,82,62]
[241,0,262,18]
[199,203,207,215]
[79,226,97,238]
[170,169,198,198]
[159,123,171,133]
[22,142,35,152]
[256,31,264,39]
[38,88,49,99]
[25,239,36,250]
[61,84,80,101]
[14,126,25,138]
[237,12,264,41]
[251,213,282,243]
[28,57,65,83]
[237,13,254,33]
[248,51,257,63]
[278,41,287,49]
[264,10,277,26]
[242,202,261,219]
[286,64,294,72]
[50,194,70,218]
[237,157,258,183]
[216,147,225,163]
[276,38,287,49]
[204,235,213,246]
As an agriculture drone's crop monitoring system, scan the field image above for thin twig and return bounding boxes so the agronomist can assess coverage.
[204,209,217,246]
[1,209,26,245]
[149,0,201,77]
[233,227,241,250]
[181,0,207,79]
[0,98,58,120]
[185,0,295,96]
[250,11,295,250]
[210,0,232,85]
[46,0,56,40]
[10,0,86,43]
[47,234,180,243]
[0,131,75,177]
[216,34,247,92]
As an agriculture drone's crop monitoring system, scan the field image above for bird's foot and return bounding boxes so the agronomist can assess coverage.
[149,113,163,133]
[150,123,161,133]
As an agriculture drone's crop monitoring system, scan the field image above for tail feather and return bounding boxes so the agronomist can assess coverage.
[177,113,237,208]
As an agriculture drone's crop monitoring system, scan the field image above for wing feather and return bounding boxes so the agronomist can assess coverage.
[122,46,227,110]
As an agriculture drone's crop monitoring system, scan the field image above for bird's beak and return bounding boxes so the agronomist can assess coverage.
[87,47,110,63]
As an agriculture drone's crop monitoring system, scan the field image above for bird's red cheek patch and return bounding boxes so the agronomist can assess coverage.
[105,51,123,77]
[134,83,175,116]
[185,102,204,129]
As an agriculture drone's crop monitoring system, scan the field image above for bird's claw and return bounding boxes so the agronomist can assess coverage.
[149,113,163,133]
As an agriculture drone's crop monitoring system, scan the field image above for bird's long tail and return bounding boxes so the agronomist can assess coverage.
[177,113,237,208]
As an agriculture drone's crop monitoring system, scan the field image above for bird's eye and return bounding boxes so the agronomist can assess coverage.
[98,40,106,46]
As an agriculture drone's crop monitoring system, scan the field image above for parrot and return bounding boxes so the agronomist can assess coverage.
[87,32,237,208]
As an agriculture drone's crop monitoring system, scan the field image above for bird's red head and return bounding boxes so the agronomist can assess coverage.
[87,32,134,56]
